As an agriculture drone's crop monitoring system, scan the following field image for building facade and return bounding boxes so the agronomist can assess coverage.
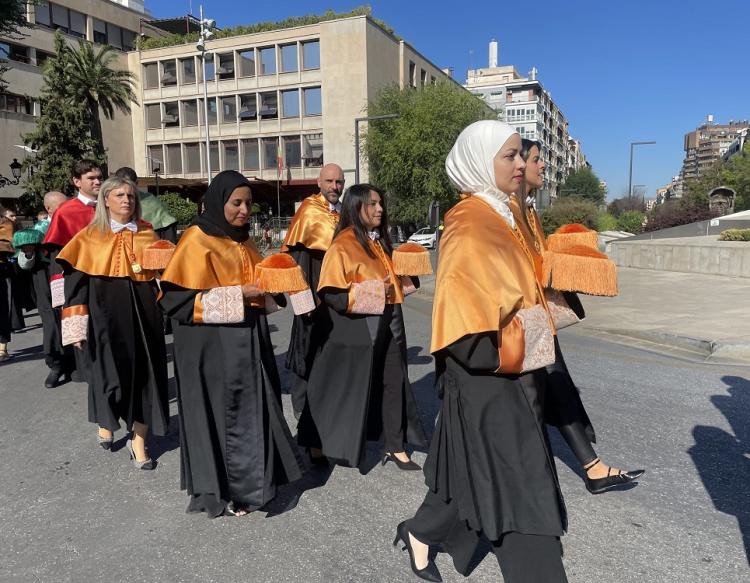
[464,40,581,206]
[682,117,750,180]
[130,15,451,210]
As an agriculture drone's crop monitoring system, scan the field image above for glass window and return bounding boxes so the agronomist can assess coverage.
[258,47,276,75]
[161,60,177,86]
[51,3,69,33]
[122,30,137,51]
[241,138,259,171]
[35,2,51,27]
[163,102,179,127]
[93,19,107,44]
[303,133,323,167]
[409,61,416,87]
[166,144,182,174]
[239,94,257,121]
[36,50,54,68]
[182,100,198,126]
[238,50,255,77]
[143,63,159,89]
[107,23,123,49]
[180,57,196,84]
[221,96,237,123]
[420,69,427,87]
[302,40,320,70]
[223,141,239,171]
[203,55,215,81]
[259,92,278,120]
[284,136,301,168]
[145,103,161,129]
[217,53,234,80]
[147,145,163,172]
[204,141,219,172]
[69,10,86,38]
[0,42,29,64]
[200,98,217,125]
[0,93,32,115]
[280,44,298,73]
[303,87,321,116]
[262,137,278,170]
[281,89,299,118]
[185,143,201,173]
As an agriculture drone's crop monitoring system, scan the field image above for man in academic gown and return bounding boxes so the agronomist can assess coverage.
[280,163,344,418]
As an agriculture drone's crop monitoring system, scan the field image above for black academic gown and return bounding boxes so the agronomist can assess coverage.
[418,332,566,574]
[9,260,27,331]
[159,285,304,518]
[62,269,169,436]
[298,289,427,467]
[0,260,12,344]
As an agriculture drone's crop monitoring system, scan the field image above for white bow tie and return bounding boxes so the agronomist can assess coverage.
[368,230,380,241]
[110,220,137,233]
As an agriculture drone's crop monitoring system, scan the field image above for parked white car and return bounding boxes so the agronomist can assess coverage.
[407,227,437,249]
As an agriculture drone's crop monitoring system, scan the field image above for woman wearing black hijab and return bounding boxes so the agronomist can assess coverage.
[159,171,303,517]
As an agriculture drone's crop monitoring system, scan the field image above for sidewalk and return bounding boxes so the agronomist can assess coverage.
[414,266,750,364]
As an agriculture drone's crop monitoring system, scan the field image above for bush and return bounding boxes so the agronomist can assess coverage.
[616,210,646,234]
[158,192,198,225]
[539,197,599,235]
[596,212,618,232]
[645,200,717,232]
[718,228,750,241]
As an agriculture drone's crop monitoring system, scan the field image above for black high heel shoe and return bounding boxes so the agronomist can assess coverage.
[584,460,644,494]
[382,452,421,471]
[393,521,442,582]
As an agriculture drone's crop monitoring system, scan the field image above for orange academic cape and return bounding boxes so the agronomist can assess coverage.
[317,226,405,305]
[281,193,339,252]
[431,196,550,368]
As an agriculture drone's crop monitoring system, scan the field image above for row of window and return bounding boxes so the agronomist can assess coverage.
[408,61,436,88]
[0,41,55,67]
[145,87,322,129]
[35,1,137,50]
[143,40,320,90]
[146,134,324,175]
[0,93,32,115]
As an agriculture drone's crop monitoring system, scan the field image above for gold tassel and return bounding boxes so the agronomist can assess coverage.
[392,242,433,276]
[543,250,618,297]
[141,240,176,270]
[255,254,309,293]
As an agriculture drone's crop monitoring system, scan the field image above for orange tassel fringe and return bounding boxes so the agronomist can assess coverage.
[142,240,176,270]
[393,243,433,276]
[255,254,308,293]
[543,249,618,297]
[547,228,599,252]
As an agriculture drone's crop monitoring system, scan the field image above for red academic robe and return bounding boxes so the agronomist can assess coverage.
[43,198,96,248]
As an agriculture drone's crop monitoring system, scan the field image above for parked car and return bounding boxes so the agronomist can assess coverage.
[407,227,437,249]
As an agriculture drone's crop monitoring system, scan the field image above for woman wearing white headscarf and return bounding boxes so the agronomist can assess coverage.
[393,121,568,582]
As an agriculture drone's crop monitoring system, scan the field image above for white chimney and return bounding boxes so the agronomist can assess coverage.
[489,39,498,68]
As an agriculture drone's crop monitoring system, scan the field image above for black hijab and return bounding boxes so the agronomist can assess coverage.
[193,170,253,242]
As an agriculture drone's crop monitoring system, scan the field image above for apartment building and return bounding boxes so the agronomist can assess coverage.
[682,116,750,180]
[465,40,576,206]
[130,14,451,210]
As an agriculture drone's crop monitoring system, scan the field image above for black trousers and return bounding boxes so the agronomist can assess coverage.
[373,331,405,453]
[408,490,568,583]
[290,373,307,419]
[558,420,597,467]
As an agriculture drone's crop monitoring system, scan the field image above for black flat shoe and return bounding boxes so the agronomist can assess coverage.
[393,521,442,582]
[382,453,421,471]
[45,370,62,389]
[585,468,645,494]
[308,449,329,467]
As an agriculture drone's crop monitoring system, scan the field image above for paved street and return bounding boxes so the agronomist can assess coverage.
[1,296,748,582]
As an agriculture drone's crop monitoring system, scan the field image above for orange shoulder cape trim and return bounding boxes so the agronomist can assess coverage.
[56,225,159,281]
[280,193,339,252]
[160,225,263,290]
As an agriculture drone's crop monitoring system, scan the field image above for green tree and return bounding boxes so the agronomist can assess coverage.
[365,81,495,224]
[20,33,101,211]
[539,197,599,235]
[158,192,197,225]
[596,212,618,232]
[616,210,646,234]
[721,143,750,211]
[65,39,136,172]
[607,196,646,217]
[559,167,606,206]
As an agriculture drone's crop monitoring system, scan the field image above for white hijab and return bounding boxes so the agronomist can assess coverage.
[445,120,518,227]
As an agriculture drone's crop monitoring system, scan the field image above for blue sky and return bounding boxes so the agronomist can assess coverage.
[149,0,749,200]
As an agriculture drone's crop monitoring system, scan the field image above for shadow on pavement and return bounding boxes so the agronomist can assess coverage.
[688,375,750,566]
[2,343,45,366]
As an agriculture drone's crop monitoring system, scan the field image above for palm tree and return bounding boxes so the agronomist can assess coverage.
[65,39,136,173]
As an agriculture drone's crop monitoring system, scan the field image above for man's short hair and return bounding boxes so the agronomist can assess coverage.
[71,159,102,180]
[114,166,138,183]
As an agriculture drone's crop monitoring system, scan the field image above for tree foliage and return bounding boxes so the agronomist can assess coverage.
[158,192,197,225]
[559,167,606,206]
[616,210,646,234]
[595,212,618,232]
[722,142,750,211]
[539,197,599,235]
[365,81,494,224]
[20,33,101,212]
[644,199,716,232]
[607,196,646,217]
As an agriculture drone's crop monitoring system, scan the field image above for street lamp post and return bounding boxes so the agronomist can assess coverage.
[0,159,22,188]
[354,113,399,184]
[197,5,216,184]
[628,141,656,199]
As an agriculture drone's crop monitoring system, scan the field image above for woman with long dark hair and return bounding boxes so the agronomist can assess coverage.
[159,170,303,517]
[515,138,644,494]
[57,177,169,469]
[297,184,426,470]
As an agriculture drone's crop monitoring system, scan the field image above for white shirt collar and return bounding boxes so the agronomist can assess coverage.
[329,201,342,213]
[368,230,380,241]
[77,192,97,207]
[110,219,138,233]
